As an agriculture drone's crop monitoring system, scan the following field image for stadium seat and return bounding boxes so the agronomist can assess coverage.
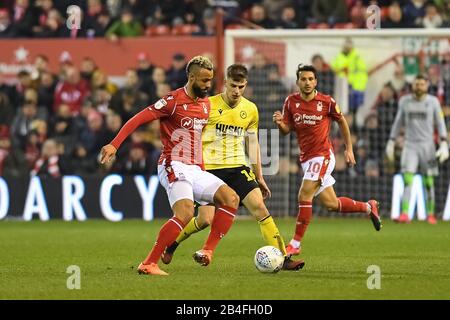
[145,25,171,37]
[225,24,245,30]
[171,24,200,36]
[334,22,356,29]
[307,23,330,29]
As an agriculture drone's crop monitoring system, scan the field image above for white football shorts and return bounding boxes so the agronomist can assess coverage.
[158,160,226,207]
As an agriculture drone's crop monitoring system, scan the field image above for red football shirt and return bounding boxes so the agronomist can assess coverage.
[111,87,210,166]
[282,91,342,162]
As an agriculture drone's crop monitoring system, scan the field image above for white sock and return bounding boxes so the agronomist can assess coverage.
[289,239,301,248]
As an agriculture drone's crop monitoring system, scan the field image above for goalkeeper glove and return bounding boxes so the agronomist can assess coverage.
[385,139,395,162]
[436,140,449,163]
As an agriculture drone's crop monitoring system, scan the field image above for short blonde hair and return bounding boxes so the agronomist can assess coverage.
[186,55,214,75]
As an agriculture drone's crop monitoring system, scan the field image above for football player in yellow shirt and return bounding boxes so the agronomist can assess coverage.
[161,64,304,270]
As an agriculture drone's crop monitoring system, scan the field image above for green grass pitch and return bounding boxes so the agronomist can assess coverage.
[1,218,449,300]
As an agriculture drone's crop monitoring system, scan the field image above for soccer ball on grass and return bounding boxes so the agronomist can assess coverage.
[254,245,284,273]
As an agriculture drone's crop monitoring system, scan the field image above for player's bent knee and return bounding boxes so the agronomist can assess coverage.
[325,200,339,212]
[197,209,214,227]
[172,201,195,224]
[226,191,240,208]
[249,202,269,220]
[214,185,240,208]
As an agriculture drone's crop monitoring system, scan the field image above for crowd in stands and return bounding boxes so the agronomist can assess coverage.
[1,0,450,40]
[0,0,449,179]
[0,50,188,177]
[0,44,449,178]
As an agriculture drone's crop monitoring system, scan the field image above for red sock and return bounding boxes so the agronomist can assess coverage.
[143,217,185,264]
[293,201,312,241]
[337,197,368,213]
[203,205,237,251]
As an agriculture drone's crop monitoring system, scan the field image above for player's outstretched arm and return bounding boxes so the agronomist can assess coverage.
[106,107,158,153]
[337,116,356,167]
[273,111,290,135]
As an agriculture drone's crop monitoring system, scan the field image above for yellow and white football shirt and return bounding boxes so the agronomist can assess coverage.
[202,93,259,170]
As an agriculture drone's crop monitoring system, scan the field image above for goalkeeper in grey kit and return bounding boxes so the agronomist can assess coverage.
[386,74,449,224]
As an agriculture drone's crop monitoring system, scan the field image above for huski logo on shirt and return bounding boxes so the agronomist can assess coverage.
[296,103,300,108]
[183,104,188,111]
[317,101,323,112]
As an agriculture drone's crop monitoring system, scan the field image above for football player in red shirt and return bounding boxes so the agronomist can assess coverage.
[273,64,382,256]
[100,56,239,275]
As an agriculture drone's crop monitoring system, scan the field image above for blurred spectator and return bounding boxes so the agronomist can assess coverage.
[104,109,122,142]
[32,0,54,35]
[382,1,412,28]
[0,92,14,126]
[440,52,450,107]
[135,52,155,95]
[0,9,14,38]
[78,109,108,159]
[292,0,312,28]
[192,7,216,36]
[84,0,104,29]
[91,70,118,95]
[331,38,368,125]
[263,0,295,22]
[365,159,380,177]
[0,125,11,175]
[403,0,427,27]
[48,103,78,155]
[11,100,46,150]
[34,8,66,38]
[265,64,288,105]
[115,142,158,175]
[371,82,399,172]
[105,7,143,41]
[54,66,90,115]
[57,51,74,80]
[248,52,274,99]
[122,0,154,24]
[32,54,50,80]
[391,64,411,96]
[275,6,299,29]
[12,70,34,107]
[24,129,41,168]
[166,53,188,89]
[148,67,168,102]
[427,64,445,104]
[422,3,443,28]
[9,0,36,38]
[311,53,335,96]
[249,4,275,28]
[79,57,98,82]
[136,52,155,79]
[36,70,56,114]
[88,9,113,37]
[155,83,171,101]
[91,87,112,114]
[30,139,69,177]
[110,68,148,122]
[311,0,348,26]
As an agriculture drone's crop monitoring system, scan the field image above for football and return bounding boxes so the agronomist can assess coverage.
[254,245,285,273]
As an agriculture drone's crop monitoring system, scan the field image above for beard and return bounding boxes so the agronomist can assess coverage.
[192,83,209,98]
